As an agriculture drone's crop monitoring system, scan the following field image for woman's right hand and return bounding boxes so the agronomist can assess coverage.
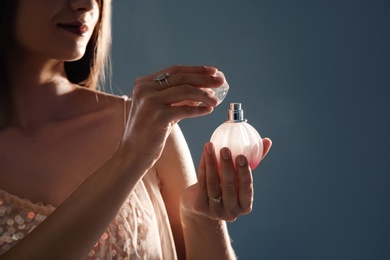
[119,65,224,170]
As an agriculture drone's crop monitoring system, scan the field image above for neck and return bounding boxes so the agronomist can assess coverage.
[7,51,77,132]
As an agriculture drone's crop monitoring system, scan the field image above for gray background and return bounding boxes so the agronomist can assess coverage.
[109,0,390,259]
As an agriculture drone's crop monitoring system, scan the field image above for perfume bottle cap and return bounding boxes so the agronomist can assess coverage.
[226,103,247,122]
[213,71,229,105]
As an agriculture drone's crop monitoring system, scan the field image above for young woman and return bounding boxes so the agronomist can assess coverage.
[0,0,272,259]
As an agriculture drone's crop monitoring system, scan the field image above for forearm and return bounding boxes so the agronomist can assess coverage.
[2,148,147,259]
[181,210,236,260]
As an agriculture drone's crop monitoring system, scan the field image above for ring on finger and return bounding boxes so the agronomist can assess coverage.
[209,195,222,203]
[154,73,170,90]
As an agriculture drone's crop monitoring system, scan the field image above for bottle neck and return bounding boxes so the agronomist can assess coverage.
[225,103,247,123]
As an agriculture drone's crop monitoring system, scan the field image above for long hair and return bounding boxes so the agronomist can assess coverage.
[65,0,112,89]
[0,0,112,128]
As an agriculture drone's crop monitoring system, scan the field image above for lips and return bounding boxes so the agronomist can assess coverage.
[58,22,89,36]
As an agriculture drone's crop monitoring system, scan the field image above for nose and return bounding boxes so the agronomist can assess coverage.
[69,0,97,12]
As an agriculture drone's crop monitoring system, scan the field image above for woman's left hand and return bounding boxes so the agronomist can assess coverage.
[181,138,272,222]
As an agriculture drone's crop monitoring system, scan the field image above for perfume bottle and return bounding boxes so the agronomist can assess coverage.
[210,103,263,170]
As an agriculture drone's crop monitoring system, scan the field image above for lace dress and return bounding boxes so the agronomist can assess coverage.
[0,169,177,259]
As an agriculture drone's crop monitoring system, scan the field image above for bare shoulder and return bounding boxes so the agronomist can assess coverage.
[155,124,198,190]
[0,88,130,205]
[58,87,133,128]
[72,87,130,114]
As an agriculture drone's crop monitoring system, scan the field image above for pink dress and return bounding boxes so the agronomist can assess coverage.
[0,169,177,259]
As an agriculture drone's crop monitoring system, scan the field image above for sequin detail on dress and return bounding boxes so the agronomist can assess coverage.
[0,169,177,259]
[0,190,53,254]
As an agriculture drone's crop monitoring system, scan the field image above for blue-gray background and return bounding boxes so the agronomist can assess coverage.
[109,0,390,259]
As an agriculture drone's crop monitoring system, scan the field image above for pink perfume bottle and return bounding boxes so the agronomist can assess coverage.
[210,103,263,170]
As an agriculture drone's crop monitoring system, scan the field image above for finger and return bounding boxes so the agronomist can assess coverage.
[135,73,223,106]
[166,73,224,90]
[171,88,215,107]
[148,73,224,93]
[160,84,218,107]
[157,104,214,123]
[261,138,272,160]
[204,143,222,208]
[136,65,218,84]
[196,151,209,206]
[152,65,218,79]
[236,155,253,214]
[130,87,216,126]
[219,147,239,220]
[137,65,224,88]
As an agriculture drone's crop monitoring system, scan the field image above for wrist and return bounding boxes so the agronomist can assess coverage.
[180,205,226,229]
[180,204,236,260]
[113,141,154,174]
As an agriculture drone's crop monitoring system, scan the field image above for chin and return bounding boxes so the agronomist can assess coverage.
[60,49,87,62]
[53,41,88,61]
[67,55,86,62]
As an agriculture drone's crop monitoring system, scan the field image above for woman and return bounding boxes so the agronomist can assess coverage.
[0,0,272,259]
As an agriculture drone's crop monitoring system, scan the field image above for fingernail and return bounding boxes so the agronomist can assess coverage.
[204,66,216,73]
[213,75,224,83]
[205,142,214,155]
[214,70,225,78]
[203,88,215,96]
[237,155,246,166]
[221,147,231,160]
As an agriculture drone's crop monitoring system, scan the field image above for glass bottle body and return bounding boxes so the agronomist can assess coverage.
[210,103,263,170]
